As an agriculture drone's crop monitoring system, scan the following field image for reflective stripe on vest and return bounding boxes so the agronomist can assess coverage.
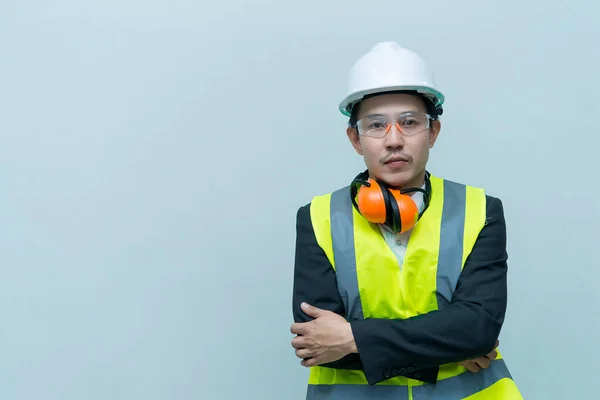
[307,360,513,400]
[306,175,522,399]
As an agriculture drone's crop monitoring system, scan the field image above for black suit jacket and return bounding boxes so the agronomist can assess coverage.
[291,191,509,386]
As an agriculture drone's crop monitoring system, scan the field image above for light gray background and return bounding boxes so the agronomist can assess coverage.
[1,1,598,399]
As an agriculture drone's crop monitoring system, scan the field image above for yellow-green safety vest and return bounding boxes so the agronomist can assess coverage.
[306,174,523,400]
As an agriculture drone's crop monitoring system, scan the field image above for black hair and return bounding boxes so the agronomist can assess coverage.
[348,90,443,128]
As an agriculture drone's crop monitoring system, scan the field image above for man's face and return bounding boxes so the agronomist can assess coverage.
[346,93,441,189]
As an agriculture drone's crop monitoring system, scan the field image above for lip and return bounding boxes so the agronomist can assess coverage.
[384,157,409,169]
[386,160,408,166]
[384,157,409,164]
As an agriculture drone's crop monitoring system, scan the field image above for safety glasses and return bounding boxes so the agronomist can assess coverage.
[356,111,433,138]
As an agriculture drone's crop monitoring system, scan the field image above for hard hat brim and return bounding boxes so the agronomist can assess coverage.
[339,86,445,117]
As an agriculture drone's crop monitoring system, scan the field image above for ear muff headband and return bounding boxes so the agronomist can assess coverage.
[376,179,402,232]
[399,171,431,214]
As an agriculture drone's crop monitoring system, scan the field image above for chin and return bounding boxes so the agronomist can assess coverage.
[378,170,413,189]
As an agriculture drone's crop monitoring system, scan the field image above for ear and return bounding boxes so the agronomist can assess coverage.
[347,127,363,155]
[428,119,441,148]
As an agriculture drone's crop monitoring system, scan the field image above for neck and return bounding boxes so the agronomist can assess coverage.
[386,170,427,191]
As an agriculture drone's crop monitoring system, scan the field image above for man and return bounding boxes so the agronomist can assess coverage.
[290,42,523,399]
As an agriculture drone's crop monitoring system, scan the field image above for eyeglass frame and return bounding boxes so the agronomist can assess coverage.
[351,111,436,138]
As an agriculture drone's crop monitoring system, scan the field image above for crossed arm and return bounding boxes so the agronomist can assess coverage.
[290,195,509,385]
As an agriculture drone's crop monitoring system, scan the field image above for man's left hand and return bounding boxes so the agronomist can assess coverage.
[458,340,500,373]
[290,302,358,367]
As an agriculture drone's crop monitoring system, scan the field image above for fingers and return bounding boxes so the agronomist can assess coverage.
[473,356,491,369]
[291,335,316,361]
[291,334,320,365]
[459,360,480,373]
[486,348,498,360]
[290,322,309,335]
[301,357,320,367]
[291,335,309,349]
[459,354,494,373]
[290,325,315,361]
[484,340,499,360]
[295,348,312,359]
[300,302,327,318]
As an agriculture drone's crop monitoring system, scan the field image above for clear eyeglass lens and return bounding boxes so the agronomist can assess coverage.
[357,112,431,137]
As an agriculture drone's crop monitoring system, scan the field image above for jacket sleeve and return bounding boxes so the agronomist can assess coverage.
[291,203,439,383]
[350,195,509,385]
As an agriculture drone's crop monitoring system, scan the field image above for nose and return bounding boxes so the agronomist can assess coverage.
[384,122,404,149]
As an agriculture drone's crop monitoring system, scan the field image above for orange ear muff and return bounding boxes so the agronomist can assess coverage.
[389,189,419,232]
[354,178,420,233]
[350,170,432,234]
[355,179,388,224]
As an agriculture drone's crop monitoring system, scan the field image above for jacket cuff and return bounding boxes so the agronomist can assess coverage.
[351,320,439,385]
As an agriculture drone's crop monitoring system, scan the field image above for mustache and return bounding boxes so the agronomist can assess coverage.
[380,153,412,164]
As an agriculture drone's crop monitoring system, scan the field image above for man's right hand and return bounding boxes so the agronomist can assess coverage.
[458,340,499,373]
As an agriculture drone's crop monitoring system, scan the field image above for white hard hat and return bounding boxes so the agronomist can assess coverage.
[339,41,445,117]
